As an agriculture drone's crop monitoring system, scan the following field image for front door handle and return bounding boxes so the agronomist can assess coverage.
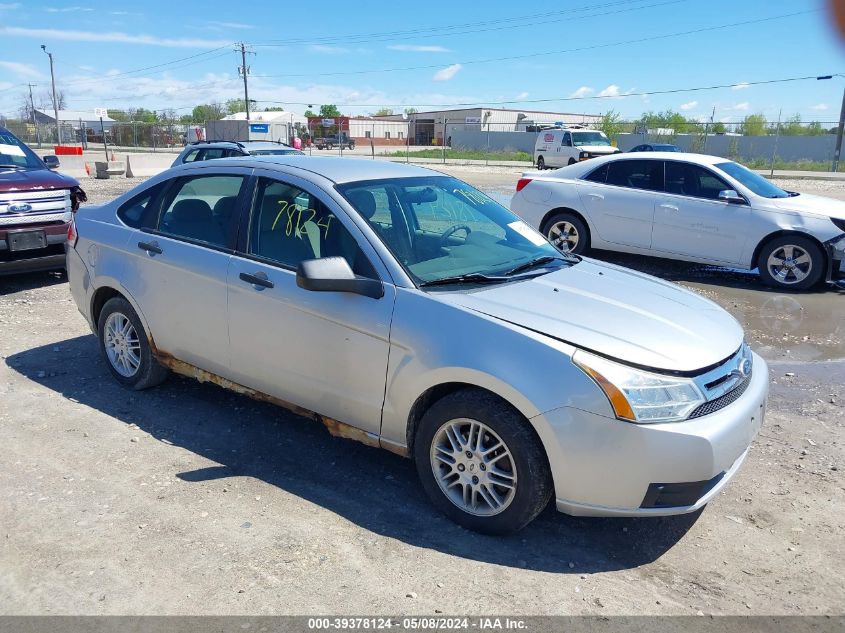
[587,193,604,200]
[239,271,274,289]
[138,240,162,255]
[659,203,679,212]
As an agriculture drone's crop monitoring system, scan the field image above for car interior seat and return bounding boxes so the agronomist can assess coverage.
[212,196,238,230]
[166,199,224,245]
[256,190,315,266]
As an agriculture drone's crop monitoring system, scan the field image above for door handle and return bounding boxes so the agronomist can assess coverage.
[137,240,162,255]
[659,204,679,212]
[239,271,274,289]
[587,193,604,200]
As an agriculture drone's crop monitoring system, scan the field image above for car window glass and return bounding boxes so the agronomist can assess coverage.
[404,185,506,240]
[583,164,609,183]
[248,177,375,277]
[665,162,730,200]
[606,159,663,192]
[157,175,244,247]
[118,184,161,228]
[182,150,200,163]
[562,133,571,147]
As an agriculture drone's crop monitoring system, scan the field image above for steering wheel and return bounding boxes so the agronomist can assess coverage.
[439,224,472,248]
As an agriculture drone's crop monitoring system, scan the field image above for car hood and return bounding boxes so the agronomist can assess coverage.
[766,192,845,221]
[575,145,619,154]
[440,259,743,373]
[0,167,79,193]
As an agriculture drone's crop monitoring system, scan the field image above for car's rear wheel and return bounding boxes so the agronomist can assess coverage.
[97,297,168,390]
[757,235,824,290]
[414,389,552,534]
[568,158,577,166]
[542,212,589,255]
[537,156,545,170]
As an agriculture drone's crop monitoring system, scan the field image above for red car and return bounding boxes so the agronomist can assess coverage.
[0,127,86,275]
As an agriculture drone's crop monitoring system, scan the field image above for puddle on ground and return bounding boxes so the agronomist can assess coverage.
[479,188,845,362]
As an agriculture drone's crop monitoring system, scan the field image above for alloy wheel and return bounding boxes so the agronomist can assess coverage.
[104,312,141,377]
[766,244,813,285]
[548,221,580,253]
[430,418,517,517]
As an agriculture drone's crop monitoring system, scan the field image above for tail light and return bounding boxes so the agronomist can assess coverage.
[516,178,532,192]
[67,214,78,247]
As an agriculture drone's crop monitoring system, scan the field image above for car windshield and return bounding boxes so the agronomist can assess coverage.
[654,144,680,151]
[337,176,566,286]
[572,131,611,146]
[0,131,43,169]
[249,149,301,156]
[715,161,790,198]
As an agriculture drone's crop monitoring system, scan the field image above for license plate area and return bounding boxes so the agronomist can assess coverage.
[8,230,47,252]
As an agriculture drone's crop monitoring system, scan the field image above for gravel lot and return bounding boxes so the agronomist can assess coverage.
[0,168,843,615]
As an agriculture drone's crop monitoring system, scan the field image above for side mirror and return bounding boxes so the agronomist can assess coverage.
[718,189,745,204]
[43,155,60,170]
[296,256,383,299]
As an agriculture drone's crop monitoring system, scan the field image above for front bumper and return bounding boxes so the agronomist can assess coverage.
[826,234,845,282]
[0,222,69,275]
[535,352,768,517]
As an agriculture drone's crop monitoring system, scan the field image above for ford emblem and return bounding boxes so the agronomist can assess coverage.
[8,202,33,213]
[739,358,752,378]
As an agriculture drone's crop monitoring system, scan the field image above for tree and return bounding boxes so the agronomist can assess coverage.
[781,114,804,136]
[319,104,342,117]
[372,108,393,116]
[226,98,247,114]
[128,108,158,123]
[264,106,285,112]
[806,121,825,136]
[711,121,727,134]
[597,109,622,142]
[303,109,316,118]
[38,89,66,111]
[191,103,225,124]
[403,107,418,116]
[107,109,129,122]
[739,114,767,136]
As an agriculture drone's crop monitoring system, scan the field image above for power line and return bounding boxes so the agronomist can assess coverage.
[253,9,818,79]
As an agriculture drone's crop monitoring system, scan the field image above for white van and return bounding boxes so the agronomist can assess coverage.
[534,127,620,169]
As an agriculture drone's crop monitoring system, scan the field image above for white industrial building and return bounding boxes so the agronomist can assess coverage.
[209,110,309,144]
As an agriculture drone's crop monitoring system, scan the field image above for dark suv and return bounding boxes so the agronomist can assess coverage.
[0,127,86,275]
[314,134,355,150]
[171,140,304,167]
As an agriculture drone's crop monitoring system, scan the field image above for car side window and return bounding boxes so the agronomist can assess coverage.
[562,133,572,147]
[583,163,609,183]
[118,184,162,228]
[182,150,200,163]
[606,159,664,192]
[665,162,731,200]
[156,175,244,248]
[248,177,375,277]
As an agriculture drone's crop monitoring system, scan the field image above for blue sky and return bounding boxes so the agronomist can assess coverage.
[0,0,843,124]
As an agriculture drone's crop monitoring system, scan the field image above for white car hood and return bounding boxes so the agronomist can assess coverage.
[767,193,845,222]
[575,145,619,154]
[441,260,743,373]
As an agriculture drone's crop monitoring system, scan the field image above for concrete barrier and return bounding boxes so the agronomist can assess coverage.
[59,151,179,179]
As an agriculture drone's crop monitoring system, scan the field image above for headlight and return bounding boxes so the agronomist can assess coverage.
[573,350,705,423]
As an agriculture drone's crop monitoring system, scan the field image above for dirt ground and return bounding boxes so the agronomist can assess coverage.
[0,167,843,615]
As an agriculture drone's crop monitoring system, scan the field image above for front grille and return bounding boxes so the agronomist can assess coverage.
[688,372,751,419]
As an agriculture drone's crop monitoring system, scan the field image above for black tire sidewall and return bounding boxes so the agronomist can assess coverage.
[757,235,824,291]
[543,212,590,255]
[568,158,577,165]
[97,297,165,390]
[537,156,545,170]
[413,390,553,535]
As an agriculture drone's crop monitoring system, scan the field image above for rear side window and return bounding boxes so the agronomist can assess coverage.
[156,175,245,248]
[583,164,609,183]
[117,184,162,228]
[606,159,664,192]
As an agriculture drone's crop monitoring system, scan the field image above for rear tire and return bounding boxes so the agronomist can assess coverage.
[757,235,824,290]
[97,297,169,390]
[414,389,553,535]
[542,211,590,255]
[568,158,577,166]
[537,156,545,170]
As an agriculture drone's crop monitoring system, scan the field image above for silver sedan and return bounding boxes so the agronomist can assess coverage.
[67,156,768,533]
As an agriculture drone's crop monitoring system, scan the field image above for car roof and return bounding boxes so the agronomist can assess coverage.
[185,140,294,151]
[179,155,443,184]
[599,151,727,165]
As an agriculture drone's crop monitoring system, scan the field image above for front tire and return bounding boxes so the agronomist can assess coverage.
[97,297,169,390]
[537,156,545,170]
[568,158,577,166]
[414,389,553,534]
[757,235,824,290]
[542,212,590,255]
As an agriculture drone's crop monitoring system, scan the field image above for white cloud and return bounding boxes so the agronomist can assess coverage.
[732,101,750,111]
[810,103,829,111]
[680,100,698,111]
[45,5,92,11]
[0,60,42,78]
[569,86,593,98]
[732,82,750,90]
[387,44,450,53]
[515,91,529,100]
[205,21,253,30]
[598,84,624,98]
[0,3,21,8]
[433,63,462,81]
[0,26,230,48]
[308,44,368,55]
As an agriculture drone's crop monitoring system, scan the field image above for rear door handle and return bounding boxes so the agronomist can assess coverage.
[659,203,679,212]
[239,271,274,289]
[587,193,604,200]
[137,240,162,255]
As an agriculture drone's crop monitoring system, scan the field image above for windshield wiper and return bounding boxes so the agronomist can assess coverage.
[504,255,571,276]
[419,272,509,288]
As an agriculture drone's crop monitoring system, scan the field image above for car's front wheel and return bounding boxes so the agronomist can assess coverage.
[542,212,589,255]
[757,235,824,290]
[537,156,545,170]
[97,297,169,390]
[568,158,577,166]
[414,389,552,534]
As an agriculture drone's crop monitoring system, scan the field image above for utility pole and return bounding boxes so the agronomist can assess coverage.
[237,43,253,121]
[834,85,845,172]
[28,83,41,148]
[702,106,715,154]
[40,45,60,145]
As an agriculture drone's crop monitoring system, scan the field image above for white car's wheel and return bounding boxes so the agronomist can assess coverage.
[757,235,824,290]
[537,156,545,170]
[543,212,589,255]
[97,297,168,390]
[414,389,552,534]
